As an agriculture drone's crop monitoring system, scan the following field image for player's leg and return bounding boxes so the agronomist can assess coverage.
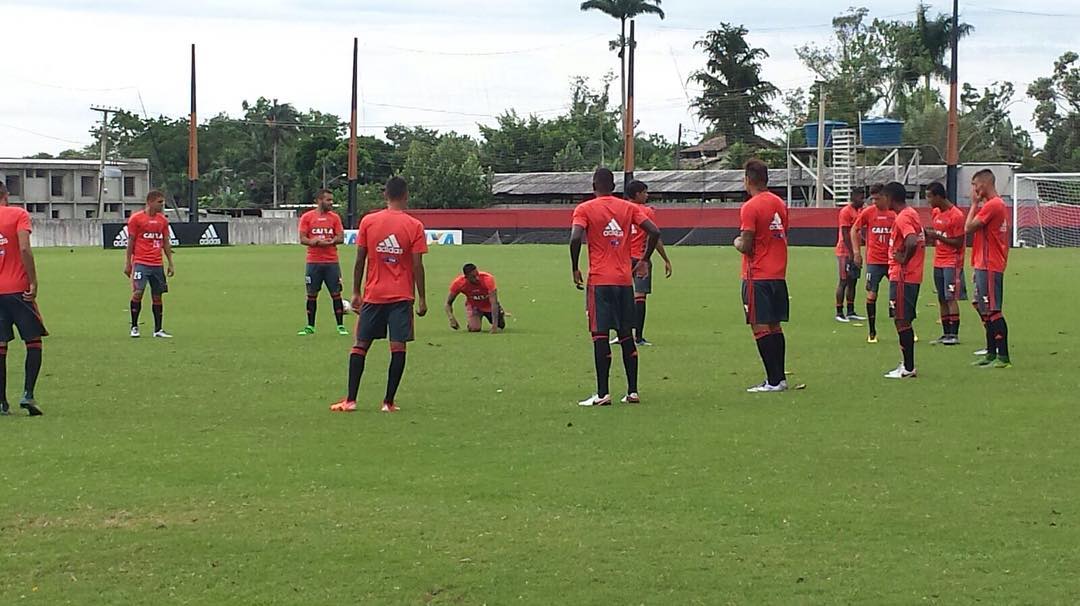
[301,264,320,334]
[972,270,997,365]
[948,269,966,343]
[632,259,652,344]
[130,265,148,337]
[933,268,949,344]
[614,287,639,400]
[149,267,169,337]
[886,281,917,378]
[8,299,46,414]
[846,264,863,320]
[581,286,612,406]
[987,272,1010,367]
[382,302,415,410]
[467,308,483,332]
[327,264,347,333]
[21,338,43,415]
[835,258,850,322]
[746,280,786,391]
[333,303,383,411]
[865,266,884,342]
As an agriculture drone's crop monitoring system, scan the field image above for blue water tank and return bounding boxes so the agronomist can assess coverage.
[860,117,904,147]
[804,121,849,147]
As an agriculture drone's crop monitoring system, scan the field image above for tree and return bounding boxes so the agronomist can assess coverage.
[797,8,887,126]
[690,24,778,144]
[1028,52,1080,172]
[902,82,1033,164]
[402,134,490,209]
[242,98,300,207]
[579,0,665,132]
[553,139,589,171]
[912,4,973,91]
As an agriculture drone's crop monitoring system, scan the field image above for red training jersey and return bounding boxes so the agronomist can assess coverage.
[931,205,966,269]
[854,206,896,265]
[972,196,1009,272]
[0,206,32,294]
[629,204,657,259]
[127,210,170,267]
[299,209,344,263]
[888,206,926,284]
[571,195,650,287]
[357,209,428,304]
[739,191,788,281]
[835,204,861,256]
[450,271,497,313]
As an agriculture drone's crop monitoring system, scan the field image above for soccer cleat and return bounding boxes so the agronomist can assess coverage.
[835,315,850,323]
[620,393,641,404]
[336,325,349,336]
[153,330,173,339]
[578,394,612,407]
[941,335,959,346]
[746,380,788,393]
[298,325,315,336]
[19,395,43,416]
[635,339,652,347]
[867,334,878,344]
[380,402,400,413]
[0,401,8,415]
[973,348,988,356]
[609,336,619,345]
[847,313,867,321]
[928,335,947,345]
[329,399,357,412]
[973,356,997,367]
[130,326,140,338]
[992,358,1012,369]
[884,364,917,379]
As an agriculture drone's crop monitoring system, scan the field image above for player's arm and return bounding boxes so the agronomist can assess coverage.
[734,230,755,256]
[964,196,984,234]
[332,219,345,245]
[488,289,501,333]
[894,233,918,264]
[413,253,427,317]
[633,220,660,279]
[936,230,965,248]
[351,246,367,310]
[842,221,856,257]
[444,290,460,330]
[163,233,175,277]
[569,225,585,289]
[850,220,865,266]
[18,229,37,301]
[655,239,673,277]
[124,224,135,277]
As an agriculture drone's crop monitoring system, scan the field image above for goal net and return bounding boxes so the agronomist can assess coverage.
[1013,174,1080,248]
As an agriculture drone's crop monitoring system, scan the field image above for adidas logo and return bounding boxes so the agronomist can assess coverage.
[113,226,129,248]
[602,218,624,237]
[376,234,404,255]
[199,224,222,245]
[168,226,179,246]
[769,212,784,232]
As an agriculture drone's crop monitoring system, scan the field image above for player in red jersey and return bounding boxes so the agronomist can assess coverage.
[331,177,428,413]
[925,182,967,345]
[624,180,672,346]
[883,182,926,379]
[851,183,895,343]
[834,187,867,322]
[570,168,660,407]
[445,263,504,333]
[0,182,45,416]
[124,190,175,338]
[297,189,347,336]
[966,169,1011,368]
[734,159,790,393]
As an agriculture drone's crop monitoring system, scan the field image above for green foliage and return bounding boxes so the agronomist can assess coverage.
[1028,52,1080,172]
[691,24,779,143]
[402,134,491,208]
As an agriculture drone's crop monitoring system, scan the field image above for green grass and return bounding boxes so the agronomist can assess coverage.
[2,244,1079,604]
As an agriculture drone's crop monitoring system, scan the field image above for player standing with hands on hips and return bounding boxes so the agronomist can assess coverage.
[125,190,175,338]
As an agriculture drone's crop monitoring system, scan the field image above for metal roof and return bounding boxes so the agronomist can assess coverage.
[0,158,150,169]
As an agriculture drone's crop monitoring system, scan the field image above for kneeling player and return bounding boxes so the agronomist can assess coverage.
[884,182,925,379]
[331,177,428,413]
[445,263,504,333]
[0,184,45,416]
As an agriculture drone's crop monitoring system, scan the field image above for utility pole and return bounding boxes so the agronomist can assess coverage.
[945,0,960,203]
[188,43,198,223]
[622,19,636,192]
[347,37,359,228]
[674,123,682,170]
[90,105,116,217]
[815,83,827,208]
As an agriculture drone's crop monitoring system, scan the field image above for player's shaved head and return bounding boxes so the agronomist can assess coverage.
[146,190,165,204]
[462,263,477,275]
[869,183,884,195]
[593,168,615,195]
[315,188,333,200]
[927,182,946,198]
[883,182,907,208]
[744,159,769,189]
[384,176,408,201]
[626,180,648,198]
[973,169,996,185]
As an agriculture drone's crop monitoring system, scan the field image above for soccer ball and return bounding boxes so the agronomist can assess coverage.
[342,299,352,313]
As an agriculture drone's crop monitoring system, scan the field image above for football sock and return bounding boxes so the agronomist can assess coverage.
[835,304,844,317]
[991,315,1009,360]
[867,300,877,334]
[754,330,775,385]
[635,299,646,341]
[24,340,42,398]
[331,295,344,326]
[306,296,317,326]
[835,281,845,314]
[385,346,407,403]
[0,344,7,404]
[130,299,142,328]
[773,330,787,385]
[898,325,915,371]
[592,333,612,397]
[151,301,163,333]
[346,345,367,402]
[618,335,639,394]
[846,282,857,315]
[981,315,996,358]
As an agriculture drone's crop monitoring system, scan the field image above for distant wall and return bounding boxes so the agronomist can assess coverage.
[30,218,300,248]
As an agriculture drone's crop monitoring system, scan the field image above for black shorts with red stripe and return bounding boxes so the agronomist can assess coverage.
[974,269,1004,314]
[837,255,859,281]
[0,293,48,342]
[585,284,635,333]
[933,267,967,302]
[357,301,414,342]
[742,279,789,325]
[888,281,921,321]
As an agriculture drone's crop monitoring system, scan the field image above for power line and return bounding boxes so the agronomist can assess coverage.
[372,34,606,57]
[0,122,89,146]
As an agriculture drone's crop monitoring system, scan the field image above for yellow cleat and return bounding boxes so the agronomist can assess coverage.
[867,334,878,344]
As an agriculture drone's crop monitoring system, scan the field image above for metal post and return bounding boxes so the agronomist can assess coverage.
[188,43,199,223]
[622,20,636,192]
[347,37,359,227]
[945,0,960,202]
[90,106,112,217]
[674,123,682,170]
[815,84,827,208]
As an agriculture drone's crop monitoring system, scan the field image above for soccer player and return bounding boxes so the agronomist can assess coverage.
[570,168,660,407]
[331,176,428,413]
[124,190,175,338]
[966,169,1011,368]
[851,183,895,343]
[883,181,926,379]
[445,263,504,333]
[734,159,790,392]
[297,189,348,336]
[834,187,866,322]
[0,182,45,416]
[925,182,966,345]
[625,180,673,346]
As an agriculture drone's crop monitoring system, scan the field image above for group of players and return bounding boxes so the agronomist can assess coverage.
[833,169,1013,377]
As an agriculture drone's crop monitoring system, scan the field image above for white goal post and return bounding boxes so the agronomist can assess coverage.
[1012,173,1080,248]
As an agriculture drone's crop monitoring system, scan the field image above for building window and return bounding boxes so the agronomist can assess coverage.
[51,175,64,197]
[105,203,121,213]
[123,176,135,197]
[81,176,95,197]
[52,210,60,219]
[85,209,95,219]
[4,175,21,196]
[124,209,132,218]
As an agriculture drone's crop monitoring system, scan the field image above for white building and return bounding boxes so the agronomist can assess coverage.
[0,158,152,219]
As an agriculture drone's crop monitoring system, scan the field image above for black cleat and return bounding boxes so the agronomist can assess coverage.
[0,401,9,416]
[19,395,42,417]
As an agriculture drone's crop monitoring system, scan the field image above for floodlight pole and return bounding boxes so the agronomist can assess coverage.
[347,37,359,228]
[622,19,636,193]
[945,0,960,203]
[188,43,199,223]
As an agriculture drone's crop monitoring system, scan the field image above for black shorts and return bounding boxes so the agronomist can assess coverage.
[837,256,859,281]
[586,285,635,334]
[865,264,888,294]
[631,258,652,295]
[132,264,168,295]
[742,279,789,325]
[357,301,414,342]
[933,267,967,302]
[0,294,48,342]
[888,281,921,322]
[305,263,343,296]
[974,270,1005,314]
[473,307,506,329]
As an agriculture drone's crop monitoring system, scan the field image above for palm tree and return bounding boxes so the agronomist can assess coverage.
[243,98,300,207]
[915,3,973,90]
[580,0,665,129]
[690,24,779,144]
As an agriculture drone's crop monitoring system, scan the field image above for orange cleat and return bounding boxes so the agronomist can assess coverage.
[330,399,357,412]
[380,402,400,413]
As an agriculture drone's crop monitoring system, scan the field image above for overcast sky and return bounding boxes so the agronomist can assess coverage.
[1,0,1076,157]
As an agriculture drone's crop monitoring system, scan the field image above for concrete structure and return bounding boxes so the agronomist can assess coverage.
[0,157,152,219]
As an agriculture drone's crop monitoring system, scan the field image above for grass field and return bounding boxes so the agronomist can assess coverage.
[2,243,1078,604]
